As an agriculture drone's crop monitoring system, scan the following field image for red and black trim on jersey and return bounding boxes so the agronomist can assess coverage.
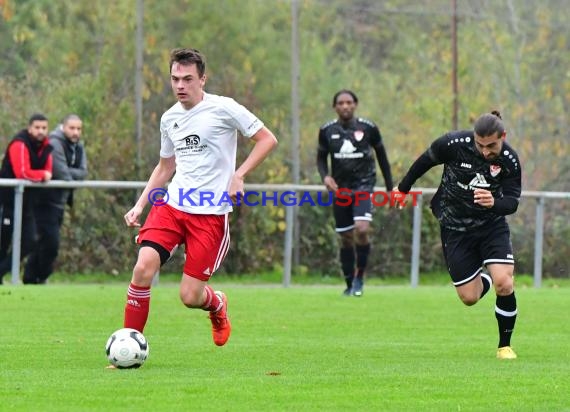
[317,117,393,192]
[398,130,521,231]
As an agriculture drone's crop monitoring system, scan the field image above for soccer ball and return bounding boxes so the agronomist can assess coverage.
[105,328,149,369]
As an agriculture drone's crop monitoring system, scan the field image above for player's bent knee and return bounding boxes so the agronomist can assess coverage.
[131,263,156,286]
[354,225,368,234]
[131,252,160,286]
[457,290,479,306]
[459,296,479,306]
[491,272,514,295]
[494,280,514,296]
[339,231,354,248]
[355,231,368,244]
[179,288,202,308]
[456,282,481,306]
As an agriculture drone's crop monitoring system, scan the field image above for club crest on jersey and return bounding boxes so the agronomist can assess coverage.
[354,130,364,141]
[490,164,501,177]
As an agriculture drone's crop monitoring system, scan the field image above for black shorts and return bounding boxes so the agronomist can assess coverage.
[441,219,514,286]
[333,190,373,233]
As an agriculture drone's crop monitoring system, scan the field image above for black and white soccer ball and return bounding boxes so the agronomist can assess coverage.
[105,328,149,369]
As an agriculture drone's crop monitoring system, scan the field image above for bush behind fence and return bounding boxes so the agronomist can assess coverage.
[55,187,570,280]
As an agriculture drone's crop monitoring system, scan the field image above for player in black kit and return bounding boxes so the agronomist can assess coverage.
[395,111,521,359]
[317,90,393,297]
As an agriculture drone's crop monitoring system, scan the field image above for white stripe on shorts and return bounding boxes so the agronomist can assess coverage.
[213,214,230,272]
[453,267,483,287]
[484,258,514,265]
[335,224,355,233]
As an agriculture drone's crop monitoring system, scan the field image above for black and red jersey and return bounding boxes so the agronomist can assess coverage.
[317,117,392,192]
[399,130,522,231]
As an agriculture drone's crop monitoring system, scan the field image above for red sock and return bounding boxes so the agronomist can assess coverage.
[201,285,222,312]
[124,283,151,332]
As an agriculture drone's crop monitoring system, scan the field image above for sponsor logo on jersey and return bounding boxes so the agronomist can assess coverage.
[460,162,472,169]
[339,140,356,153]
[334,139,363,159]
[457,172,490,190]
[354,130,364,141]
[181,134,200,146]
[331,134,340,139]
[176,134,208,155]
[490,164,501,177]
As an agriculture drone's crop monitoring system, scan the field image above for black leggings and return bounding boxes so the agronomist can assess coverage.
[0,203,38,282]
[24,205,64,284]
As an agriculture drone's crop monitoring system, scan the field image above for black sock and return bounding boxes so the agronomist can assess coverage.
[340,247,355,288]
[495,292,517,348]
[355,243,370,279]
[480,271,492,298]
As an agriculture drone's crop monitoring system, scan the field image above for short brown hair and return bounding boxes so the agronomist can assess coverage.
[169,48,206,77]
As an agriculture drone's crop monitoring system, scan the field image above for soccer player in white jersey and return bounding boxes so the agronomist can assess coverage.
[121,48,277,349]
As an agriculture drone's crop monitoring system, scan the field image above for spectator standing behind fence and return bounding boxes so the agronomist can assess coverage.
[24,114,87,284]
[0,113,53,285]
[317,90,393,297]
[394,111,521,360]
[116,48,277,358]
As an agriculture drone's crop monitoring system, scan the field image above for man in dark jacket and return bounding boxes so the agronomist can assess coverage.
[24,114,87,284]
[0,113,53,284]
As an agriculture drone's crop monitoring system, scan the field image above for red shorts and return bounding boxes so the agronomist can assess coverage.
[137,204,230,281]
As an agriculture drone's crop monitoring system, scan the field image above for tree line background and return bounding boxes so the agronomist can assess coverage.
[0,0,568,280]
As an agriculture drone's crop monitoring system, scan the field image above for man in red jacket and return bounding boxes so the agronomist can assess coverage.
[0,113,53,284]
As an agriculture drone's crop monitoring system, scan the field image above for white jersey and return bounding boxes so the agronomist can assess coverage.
[160,92,264,214]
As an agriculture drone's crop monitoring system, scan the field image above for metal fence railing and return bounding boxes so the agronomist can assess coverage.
[1,179,569,287]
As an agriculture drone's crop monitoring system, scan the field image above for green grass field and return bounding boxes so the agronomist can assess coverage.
[1,283,569,411]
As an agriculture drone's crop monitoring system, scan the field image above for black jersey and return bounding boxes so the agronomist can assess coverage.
[317,117,389,191]
[399,130,521,231]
